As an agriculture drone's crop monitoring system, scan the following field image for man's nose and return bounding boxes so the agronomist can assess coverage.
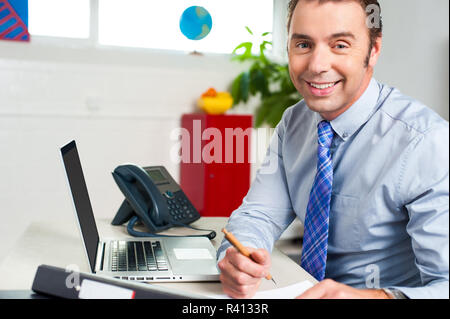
[307,45,332,74]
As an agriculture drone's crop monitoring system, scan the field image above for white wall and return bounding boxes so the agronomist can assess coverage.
[375,0,449,120]
[0,0,448,265]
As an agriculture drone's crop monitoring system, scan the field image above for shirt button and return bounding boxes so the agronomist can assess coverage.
[343,132,349,138]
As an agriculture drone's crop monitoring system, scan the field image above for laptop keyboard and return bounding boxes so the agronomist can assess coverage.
[110,241,168,272]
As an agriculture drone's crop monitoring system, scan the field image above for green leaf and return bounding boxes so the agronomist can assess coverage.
[253,94,281,127]
[257,94,301,127]
[245,26,254,35]
[231,73,243,106]
[265,97,290,127]
[261,32,271,37]
[250,68,270,97]
[248,68,258,96]
[258,41,272,64]
[254,100,272,128]
[261,40,272,48]
[231,42,254,62]
[240,71,250,103]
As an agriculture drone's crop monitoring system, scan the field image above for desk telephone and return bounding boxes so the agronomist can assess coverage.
[111,164,216,239]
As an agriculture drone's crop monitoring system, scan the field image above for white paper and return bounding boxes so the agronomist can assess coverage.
[173,248,213,260]
[211,280,314,299]
[78,279,135,299]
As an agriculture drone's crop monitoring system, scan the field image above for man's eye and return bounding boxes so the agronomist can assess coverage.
[335,44,348,49]
[297,42,310,49]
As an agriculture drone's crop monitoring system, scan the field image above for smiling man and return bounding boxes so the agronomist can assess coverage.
[217,0,449,299]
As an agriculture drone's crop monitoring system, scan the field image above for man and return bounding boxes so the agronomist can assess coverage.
[217,0,449,299]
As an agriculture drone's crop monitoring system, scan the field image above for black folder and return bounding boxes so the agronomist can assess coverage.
[31,264,203,299]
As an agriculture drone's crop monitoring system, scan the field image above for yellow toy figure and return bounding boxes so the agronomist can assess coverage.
[197,88,233,115]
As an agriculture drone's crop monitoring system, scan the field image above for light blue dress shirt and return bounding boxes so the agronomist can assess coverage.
[217,78,449,299]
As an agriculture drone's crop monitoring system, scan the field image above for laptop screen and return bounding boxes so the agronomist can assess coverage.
[61,140,99,273]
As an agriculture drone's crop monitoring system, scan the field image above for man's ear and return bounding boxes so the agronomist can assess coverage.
[368,36,382,68]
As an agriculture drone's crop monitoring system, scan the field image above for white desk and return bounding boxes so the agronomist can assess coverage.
[0,215,316,297]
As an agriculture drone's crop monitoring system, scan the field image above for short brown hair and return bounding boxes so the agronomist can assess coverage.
[287,0,382,56]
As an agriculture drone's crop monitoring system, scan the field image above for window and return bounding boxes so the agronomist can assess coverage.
[27,0,273,55]
[98,0,273,54]
[28,0,90,39]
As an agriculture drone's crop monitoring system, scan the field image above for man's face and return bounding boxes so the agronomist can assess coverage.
[288,0,381,120]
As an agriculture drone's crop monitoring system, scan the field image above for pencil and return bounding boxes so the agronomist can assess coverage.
[222,228,276,285]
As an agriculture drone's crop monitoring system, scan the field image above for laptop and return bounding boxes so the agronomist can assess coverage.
[60,140,220,283]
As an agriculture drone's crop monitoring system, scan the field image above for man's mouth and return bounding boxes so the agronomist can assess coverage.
[310,81,338,88]
[305,80,342,96]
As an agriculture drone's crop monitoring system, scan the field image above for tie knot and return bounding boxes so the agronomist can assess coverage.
[317,121,334,148]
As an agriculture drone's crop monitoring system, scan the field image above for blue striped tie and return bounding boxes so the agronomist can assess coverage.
[300,120,334,281]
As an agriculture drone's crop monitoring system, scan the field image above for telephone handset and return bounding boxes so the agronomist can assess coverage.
[111,164,215,239]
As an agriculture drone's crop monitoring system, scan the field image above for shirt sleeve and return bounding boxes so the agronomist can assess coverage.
[216,107,297,261]
[390,123,449,299]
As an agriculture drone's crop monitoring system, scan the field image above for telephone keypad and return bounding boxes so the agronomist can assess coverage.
[166,191,197,223]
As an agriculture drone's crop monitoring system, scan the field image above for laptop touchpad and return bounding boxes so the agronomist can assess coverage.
[164,238,219,275]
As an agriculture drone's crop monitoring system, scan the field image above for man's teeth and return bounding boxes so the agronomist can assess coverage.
[309,82,337,89]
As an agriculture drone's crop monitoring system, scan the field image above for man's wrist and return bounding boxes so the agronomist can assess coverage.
[360,288,392,299]
[367,289,393,299]
[378,288,394,299]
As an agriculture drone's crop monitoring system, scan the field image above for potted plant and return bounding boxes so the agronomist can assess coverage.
[230,27,303,128]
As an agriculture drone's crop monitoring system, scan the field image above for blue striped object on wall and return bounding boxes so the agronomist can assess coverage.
[0,0,29,41]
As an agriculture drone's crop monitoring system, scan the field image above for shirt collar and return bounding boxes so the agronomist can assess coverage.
[313,77,380,141]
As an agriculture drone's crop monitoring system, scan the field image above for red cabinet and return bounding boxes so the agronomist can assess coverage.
[180,114,253,217]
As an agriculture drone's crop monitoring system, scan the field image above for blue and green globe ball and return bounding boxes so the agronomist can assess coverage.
[179,6,212,40]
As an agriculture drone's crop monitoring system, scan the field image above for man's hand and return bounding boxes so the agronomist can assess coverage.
[296,279,392,299]
[217,246,271,299]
